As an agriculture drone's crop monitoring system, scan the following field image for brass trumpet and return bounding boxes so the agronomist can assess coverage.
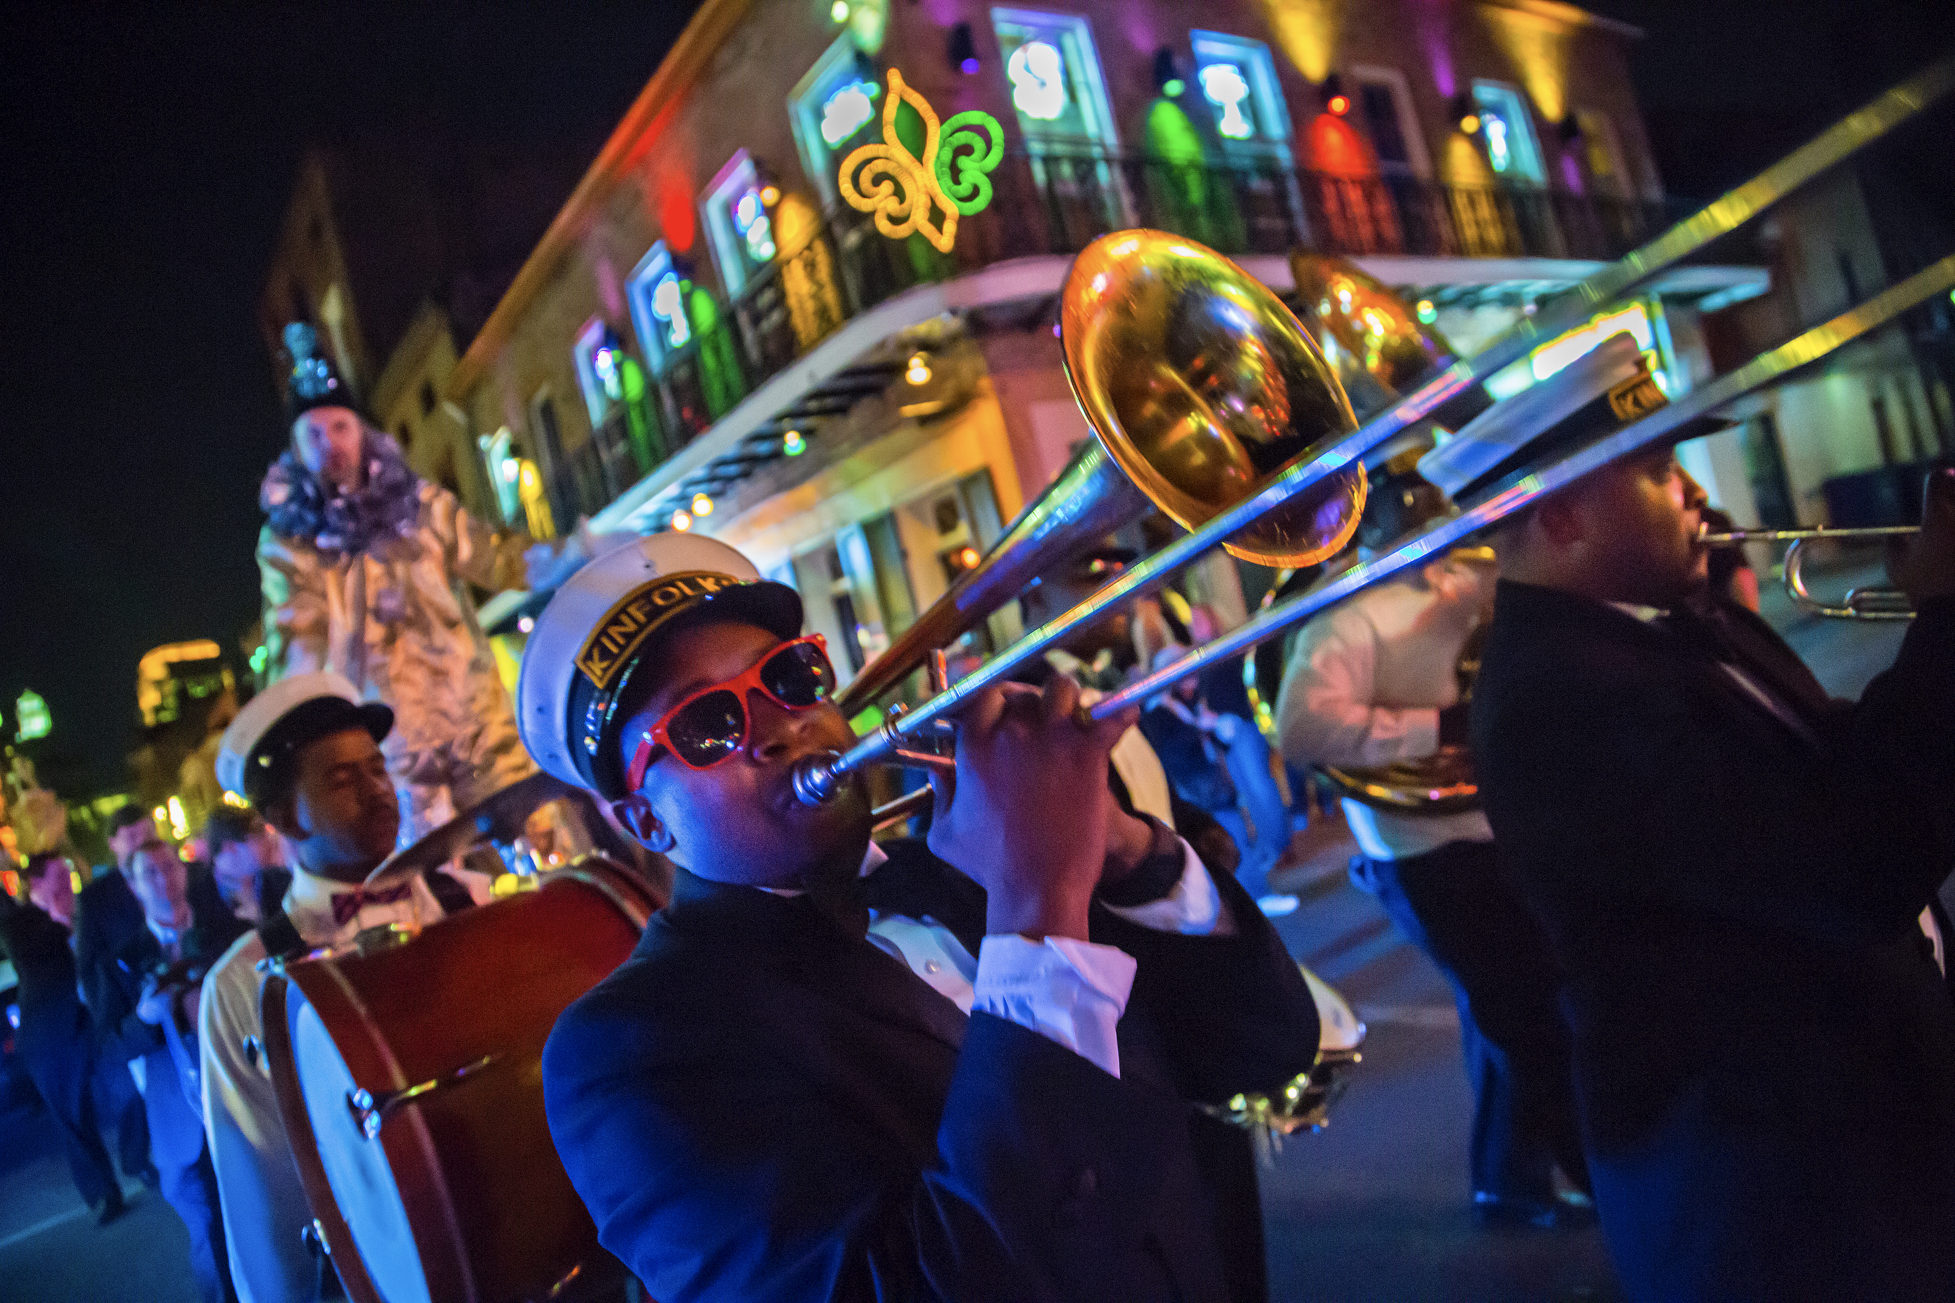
[1701,525,1920,620]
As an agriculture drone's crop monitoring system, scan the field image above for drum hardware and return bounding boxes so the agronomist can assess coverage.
[1700,524,1920,619]
[347,1053,500,1140]
[354,921,418,956]
[1202,965,1365,1143]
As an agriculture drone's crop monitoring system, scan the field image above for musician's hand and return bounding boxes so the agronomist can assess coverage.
[1890,468,1955,605]
[927,676,1136,941]
[135,980,172,1027]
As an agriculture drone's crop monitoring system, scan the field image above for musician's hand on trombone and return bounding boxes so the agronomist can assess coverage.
[1887,468,1955,606]
[925,674,1138,942]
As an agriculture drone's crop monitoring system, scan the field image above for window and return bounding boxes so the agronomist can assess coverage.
[1573,108,1624,194]
[1471,81,1544,184]
[1189,31,1292,153]
[573,318,629,426]
[1349,66,1429,177]
[990,8,1118,149]
[790,36,882,203]
[702,151,778,297]
[625,241,692,370]
[479,426,524,525]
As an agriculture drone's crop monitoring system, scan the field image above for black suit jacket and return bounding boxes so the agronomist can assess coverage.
[0,895,91,1070]
[75,876,246,1171]
[1472,582,1955,1296]
[543,838,1318,1303]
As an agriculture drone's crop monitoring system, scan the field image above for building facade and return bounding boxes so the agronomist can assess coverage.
[444,0,1764,690]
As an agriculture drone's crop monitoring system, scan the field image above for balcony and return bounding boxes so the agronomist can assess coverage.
[541,147,1669,525]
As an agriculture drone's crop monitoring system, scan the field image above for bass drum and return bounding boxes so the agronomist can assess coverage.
[262,859,660,1303]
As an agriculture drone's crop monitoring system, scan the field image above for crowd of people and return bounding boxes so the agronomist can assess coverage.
[0,309,1950,1303]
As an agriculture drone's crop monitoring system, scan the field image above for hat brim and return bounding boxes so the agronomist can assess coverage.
[570,578,804,799]
[243,697,395,805]
[1452,413,1733,508]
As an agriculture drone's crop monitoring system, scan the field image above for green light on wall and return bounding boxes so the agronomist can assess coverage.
[14,689,50,743]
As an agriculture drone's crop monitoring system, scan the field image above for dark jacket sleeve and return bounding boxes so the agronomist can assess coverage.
[544,989,1193,1303]
[1476,597,1955,947]
[1094,860,1321,1105]
[74,915,160,1065]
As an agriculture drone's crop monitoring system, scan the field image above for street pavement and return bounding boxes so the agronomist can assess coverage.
[0,566,1915,1301]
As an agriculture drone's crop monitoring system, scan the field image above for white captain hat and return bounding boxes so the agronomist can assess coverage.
[516,533,802,800]
[217,671,394,806]
[1418,331,1729,507]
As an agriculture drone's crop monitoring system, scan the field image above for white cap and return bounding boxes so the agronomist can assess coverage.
[1417,331,1647,502]
[516,533,802,798]
[217,670,393,804]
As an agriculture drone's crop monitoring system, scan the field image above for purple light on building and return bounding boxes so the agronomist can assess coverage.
[1413,0,1456,98]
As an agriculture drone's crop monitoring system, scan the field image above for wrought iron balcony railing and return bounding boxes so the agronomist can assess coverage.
[538,147,1667,526]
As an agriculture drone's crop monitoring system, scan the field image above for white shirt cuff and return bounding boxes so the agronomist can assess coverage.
[972,934,1136,1079]
[1103,838,1238,937]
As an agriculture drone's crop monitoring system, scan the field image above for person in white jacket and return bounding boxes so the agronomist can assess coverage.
[199,672,490,1302]
[1274,446,1590,1227]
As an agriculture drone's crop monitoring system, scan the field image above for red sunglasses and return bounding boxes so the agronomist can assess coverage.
[626,635,836,789]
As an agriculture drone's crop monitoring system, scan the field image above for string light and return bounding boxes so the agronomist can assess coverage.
[905,352,932,385]
[671,509,693,532]
[1326,93,1350,115]
[691,492,715,518]
[830,0,849,21]
[517,616,536,634]
[782,429,807,456]
[1416,299,1438,324]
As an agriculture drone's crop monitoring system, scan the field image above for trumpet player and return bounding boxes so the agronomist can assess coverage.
[1436,333,1955,1301]
[526,534,1322,1303]
[1275,434,1591,1226]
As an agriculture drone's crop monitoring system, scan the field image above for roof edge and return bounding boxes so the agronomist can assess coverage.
[1487,0,1646,41]
[447,0,759,399]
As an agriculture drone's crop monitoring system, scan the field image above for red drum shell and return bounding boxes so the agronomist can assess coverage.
[264,861,658,1303]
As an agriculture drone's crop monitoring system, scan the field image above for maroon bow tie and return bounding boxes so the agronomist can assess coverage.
[330,882,415,926]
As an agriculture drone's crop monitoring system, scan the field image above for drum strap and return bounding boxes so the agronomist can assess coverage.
[422,868,477,917]
[256,909,307,963]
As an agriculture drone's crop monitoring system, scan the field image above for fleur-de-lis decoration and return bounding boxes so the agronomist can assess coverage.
[839,69,1004,254]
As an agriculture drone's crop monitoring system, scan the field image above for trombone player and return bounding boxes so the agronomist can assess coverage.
[1275,432,1592,1226]
[530,534,1323,1302]
[1437,334,1955,1301]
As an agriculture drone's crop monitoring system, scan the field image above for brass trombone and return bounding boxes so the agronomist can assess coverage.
[791,54,1955,812]
[1701,525,1920,619]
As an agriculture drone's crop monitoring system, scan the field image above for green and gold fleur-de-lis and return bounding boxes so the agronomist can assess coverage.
[838,70,1004,254]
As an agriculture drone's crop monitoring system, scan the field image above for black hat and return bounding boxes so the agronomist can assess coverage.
[217,671,394,806]
[284,322,355,422]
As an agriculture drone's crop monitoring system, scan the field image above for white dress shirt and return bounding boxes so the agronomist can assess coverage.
[199,866,490,1303]
[1276,565,1495,861]
[858,836,1232,1081]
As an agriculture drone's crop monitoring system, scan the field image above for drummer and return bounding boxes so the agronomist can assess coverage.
[197,672,490,1303]
[525,533,1322,1302]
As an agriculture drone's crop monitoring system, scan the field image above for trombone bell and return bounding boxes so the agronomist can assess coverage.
[1061,232,1368,567]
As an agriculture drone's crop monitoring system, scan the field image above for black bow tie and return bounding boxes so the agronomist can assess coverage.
[802,872,872,941]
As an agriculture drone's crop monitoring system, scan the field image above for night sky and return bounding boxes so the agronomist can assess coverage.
[2,2,1949,796]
